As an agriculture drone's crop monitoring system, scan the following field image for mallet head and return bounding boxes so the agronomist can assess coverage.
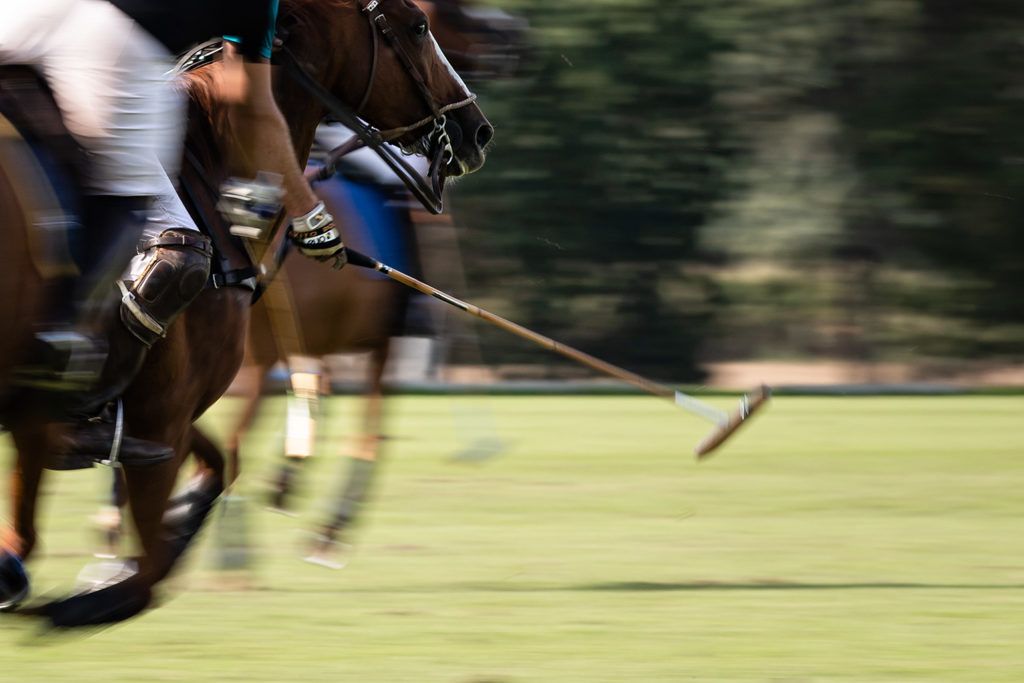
[693,385,771,459]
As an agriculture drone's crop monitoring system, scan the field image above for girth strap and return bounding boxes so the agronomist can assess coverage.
[210,267,259,291]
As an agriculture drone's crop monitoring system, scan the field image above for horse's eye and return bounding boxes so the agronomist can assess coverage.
[413,21,428,38]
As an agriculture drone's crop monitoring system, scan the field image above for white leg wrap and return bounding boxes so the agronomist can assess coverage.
[285,371,320,459]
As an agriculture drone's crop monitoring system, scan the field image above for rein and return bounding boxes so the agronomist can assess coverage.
[277,46,446,215]
[172,0,479,298]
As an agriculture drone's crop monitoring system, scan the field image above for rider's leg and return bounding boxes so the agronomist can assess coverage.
[6,1,186,407]
[18,196,152,396]
[60,220,212,463]
[15,1,215,463]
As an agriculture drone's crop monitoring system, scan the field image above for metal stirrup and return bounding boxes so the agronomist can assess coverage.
[99,399,125,468]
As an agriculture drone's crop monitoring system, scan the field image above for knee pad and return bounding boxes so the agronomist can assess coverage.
[119,229,212,347]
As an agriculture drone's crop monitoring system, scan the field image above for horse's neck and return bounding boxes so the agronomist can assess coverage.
[273,1,366,164]
[272,75,323,168]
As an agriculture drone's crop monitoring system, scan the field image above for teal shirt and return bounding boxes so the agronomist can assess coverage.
[223,0,279,59]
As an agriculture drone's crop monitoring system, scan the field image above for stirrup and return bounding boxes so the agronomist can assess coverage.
[99,399,125,467]
[51,400,174,470]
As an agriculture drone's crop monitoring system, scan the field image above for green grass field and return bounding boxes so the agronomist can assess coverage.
[2,394,1023,682]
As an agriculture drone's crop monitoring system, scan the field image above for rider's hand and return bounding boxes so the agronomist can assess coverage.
[289,201,347,270]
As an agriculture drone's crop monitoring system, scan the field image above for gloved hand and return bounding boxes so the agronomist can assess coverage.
[217,174,285,239]
[289,201,347,270]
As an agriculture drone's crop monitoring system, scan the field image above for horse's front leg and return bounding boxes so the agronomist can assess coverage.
[21,427,210,627]
[124,291,245,582]
[0,420,47,609]
[3,420,47,559]
[121,446,191,581]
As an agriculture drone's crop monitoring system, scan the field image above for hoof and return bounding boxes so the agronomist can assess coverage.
[265,504,299,518]
[268,485,292,513]
[451,437,508,463]
[29,560,151,627]
[0,549,30,611]
[302,532,350,570]
[75,559,134,590]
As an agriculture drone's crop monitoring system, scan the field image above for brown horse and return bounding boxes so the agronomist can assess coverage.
[187,0,524,569]
[1,0,491,626]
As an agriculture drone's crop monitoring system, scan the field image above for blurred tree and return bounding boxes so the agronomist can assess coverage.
[446,0,1024,377]
[819,0,1024,356]
[453,1,731,381]
[694,0,1024,364]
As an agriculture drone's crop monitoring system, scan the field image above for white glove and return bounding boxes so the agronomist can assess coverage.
[289,201,347,270]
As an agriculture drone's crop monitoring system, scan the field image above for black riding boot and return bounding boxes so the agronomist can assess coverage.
[55,227,213,469]
[10,196,146,407]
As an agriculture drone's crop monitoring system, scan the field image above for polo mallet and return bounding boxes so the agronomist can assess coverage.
[345,249,769,458]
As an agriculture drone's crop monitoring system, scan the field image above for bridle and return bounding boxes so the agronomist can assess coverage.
[355,1,475,140]
[281,0,478,214]
[173,0,479,214]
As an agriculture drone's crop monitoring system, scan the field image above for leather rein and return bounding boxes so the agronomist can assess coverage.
[286,0,477,214]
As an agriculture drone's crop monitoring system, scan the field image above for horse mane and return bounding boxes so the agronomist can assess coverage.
[180,65,229,178]
[181,0,358,158]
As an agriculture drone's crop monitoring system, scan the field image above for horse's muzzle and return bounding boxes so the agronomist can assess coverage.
[446,118,492,176]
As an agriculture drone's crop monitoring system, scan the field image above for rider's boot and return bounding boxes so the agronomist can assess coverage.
[10,196,145,407]
[55,226,213,469]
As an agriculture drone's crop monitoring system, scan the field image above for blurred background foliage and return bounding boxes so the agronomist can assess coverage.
[446,0,1024,381]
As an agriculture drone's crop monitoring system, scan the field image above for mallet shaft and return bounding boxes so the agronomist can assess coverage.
[347,249,727,422]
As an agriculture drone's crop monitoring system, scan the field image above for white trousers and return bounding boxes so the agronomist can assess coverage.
[0,0,198,232]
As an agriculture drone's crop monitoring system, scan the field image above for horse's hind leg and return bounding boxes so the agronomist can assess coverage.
[91,420,225,561]
[189,423,226,486]
[120,454,188,579]
[189,422,253,575]
[21,455,184,627]
[225,363,270,487]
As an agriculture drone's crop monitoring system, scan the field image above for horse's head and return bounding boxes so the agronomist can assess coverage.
[415,0,530,81]
[278,0,492,182]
